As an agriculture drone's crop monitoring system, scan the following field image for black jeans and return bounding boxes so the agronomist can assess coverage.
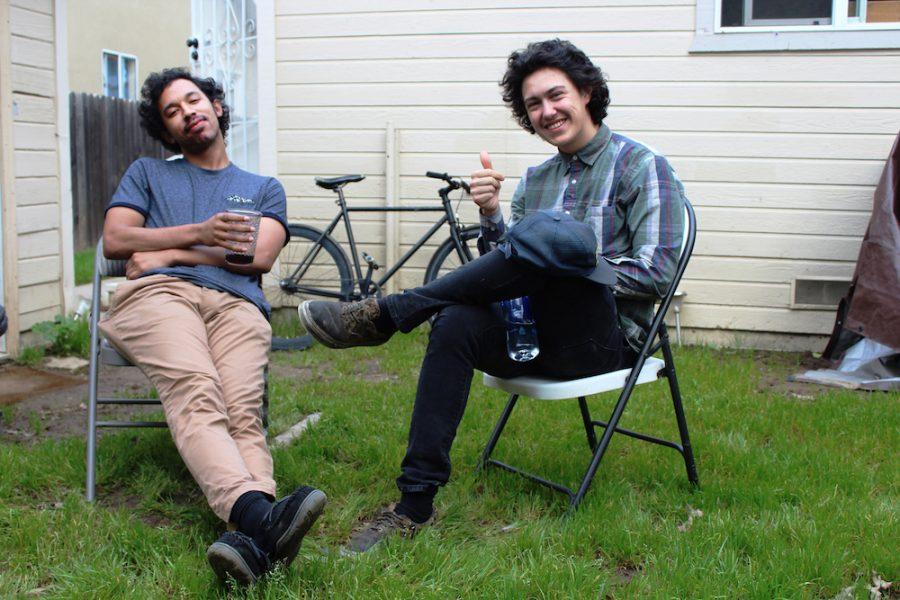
[383,249,633,496]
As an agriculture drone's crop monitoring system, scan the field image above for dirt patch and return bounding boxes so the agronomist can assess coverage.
[0,365,82,406]
[269,356,397,383]
[1,352,395,444]
[0,361,157,443]
[748,350,839,399]
[614,560,643,584]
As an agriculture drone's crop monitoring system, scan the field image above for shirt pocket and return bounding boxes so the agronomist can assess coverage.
[585,204,618,253]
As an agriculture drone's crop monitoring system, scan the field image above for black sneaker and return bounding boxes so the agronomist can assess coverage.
[345,504,434,553]
[207,531,270,585]
[259,486,327,566]
[298,298,393,349]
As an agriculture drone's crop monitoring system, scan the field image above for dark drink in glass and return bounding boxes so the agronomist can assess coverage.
[224,209,262,265]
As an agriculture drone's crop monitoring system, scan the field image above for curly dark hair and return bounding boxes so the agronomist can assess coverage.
[138,67,230,153]
[500,39,610,134]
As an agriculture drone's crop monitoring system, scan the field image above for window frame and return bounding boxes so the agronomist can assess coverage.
[691,0,900,53]
[100,50,139,100]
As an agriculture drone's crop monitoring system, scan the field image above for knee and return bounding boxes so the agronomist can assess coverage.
[430,305,484,340]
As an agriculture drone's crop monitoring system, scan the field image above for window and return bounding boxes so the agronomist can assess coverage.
[721,0,900,27]
[101,51,138,100]
[692,0,900,52]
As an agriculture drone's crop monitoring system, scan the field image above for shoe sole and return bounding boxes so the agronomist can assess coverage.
[207,542,258,585]
[298,302,349,349]
[272,489,328,566]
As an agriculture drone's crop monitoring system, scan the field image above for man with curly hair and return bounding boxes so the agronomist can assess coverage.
[101,68,326,584]
[300,39,686,551]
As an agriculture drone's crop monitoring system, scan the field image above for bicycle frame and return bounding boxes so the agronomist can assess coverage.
[289,183,472,299]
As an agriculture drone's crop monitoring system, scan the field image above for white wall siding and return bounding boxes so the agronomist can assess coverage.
[10,0,62,335]
[274,1,900,350]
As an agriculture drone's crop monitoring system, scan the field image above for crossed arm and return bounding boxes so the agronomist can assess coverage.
[103,207,286,280]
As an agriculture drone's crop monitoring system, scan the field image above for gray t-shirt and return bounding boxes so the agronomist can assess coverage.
[108,157,290,317]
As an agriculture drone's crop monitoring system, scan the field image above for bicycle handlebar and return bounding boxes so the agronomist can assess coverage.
[426,171,470,194]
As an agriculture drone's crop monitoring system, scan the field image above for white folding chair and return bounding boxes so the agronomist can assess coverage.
[85,241,269,501]
[479,201,698,509]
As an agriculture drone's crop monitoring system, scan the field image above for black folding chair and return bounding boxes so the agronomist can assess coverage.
[85,241,268,502]
[479,200,698,510]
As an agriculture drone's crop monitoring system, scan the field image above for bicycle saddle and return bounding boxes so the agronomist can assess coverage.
[315,174,365,189]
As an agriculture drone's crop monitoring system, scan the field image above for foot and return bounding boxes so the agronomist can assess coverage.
[207,531,271,585]
[259,486,328,566]
[345,504,434,553]
[298,298,393,349]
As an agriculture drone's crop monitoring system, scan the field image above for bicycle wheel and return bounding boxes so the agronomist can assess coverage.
[267,224,353,350]
[423,225,481,284]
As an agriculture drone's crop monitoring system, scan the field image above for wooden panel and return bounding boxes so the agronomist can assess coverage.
[11,64,55,97]
[278,152,386,176]
[14,177,59,206]
[16,203,59,234]
[10,35,54,69]
[17,256,60,287]
[277,31,693,61]
[398,152,887,187]
[277,6,695,39]
[278,106,900,135]
[9,0,53,16]
[682,182,876,212]
[19,307,58,331]
[677,280,790,307]
[277,56,900,84]
[277,0,690,14]
[18,230,59,259]
[17,281,59,320]
[680,304,834,335]
[14,150,57,177]
[696,231,863,261]
[13,122,55,150]
[671,156,885,187]
[9,6,53,39]
[279,81,900,110]
[686,256,855,285]
[11,93,54,123]
[697,207,870,237]
[398,129,897,161]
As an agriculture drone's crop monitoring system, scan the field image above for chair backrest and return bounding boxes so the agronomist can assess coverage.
[95,240,127,278]
[641,200,697,357]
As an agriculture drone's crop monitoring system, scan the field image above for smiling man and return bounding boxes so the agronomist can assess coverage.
[299,39,686,551]
[100,68,325,584]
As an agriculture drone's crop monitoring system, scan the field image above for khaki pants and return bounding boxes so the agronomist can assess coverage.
[100,274,275,521]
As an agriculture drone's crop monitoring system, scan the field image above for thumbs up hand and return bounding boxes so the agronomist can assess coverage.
[470,151,504,217]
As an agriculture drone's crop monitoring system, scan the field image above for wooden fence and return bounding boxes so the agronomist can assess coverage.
[69,93,170,250]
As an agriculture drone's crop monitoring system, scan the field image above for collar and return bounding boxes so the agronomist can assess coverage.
[559,124,611,168]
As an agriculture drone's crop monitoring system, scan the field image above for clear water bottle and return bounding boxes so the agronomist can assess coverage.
[501,296,540,362]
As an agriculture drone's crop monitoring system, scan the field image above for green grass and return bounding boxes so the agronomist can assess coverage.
[74,248,94,286]
[1,332,897,598]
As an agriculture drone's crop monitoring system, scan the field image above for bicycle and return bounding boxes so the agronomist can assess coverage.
[268,171,481,349]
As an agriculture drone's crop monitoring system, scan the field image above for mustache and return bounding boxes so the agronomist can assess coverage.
[184,116,206,133]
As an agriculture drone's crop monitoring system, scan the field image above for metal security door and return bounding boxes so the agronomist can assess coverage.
[191,0,259,173]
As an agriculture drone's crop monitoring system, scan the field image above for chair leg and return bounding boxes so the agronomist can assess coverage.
[570,384,636,510]
[577,397,597,450]
[86,303,101,502]
[478,393,519,471]
[661,340,699,486]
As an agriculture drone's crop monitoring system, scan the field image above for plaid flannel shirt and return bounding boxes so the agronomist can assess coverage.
[480,124,686,351]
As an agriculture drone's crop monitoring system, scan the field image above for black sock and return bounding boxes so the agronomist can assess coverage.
[394,491,434,524]
[374,299,398,334]
[229,491,272,542]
